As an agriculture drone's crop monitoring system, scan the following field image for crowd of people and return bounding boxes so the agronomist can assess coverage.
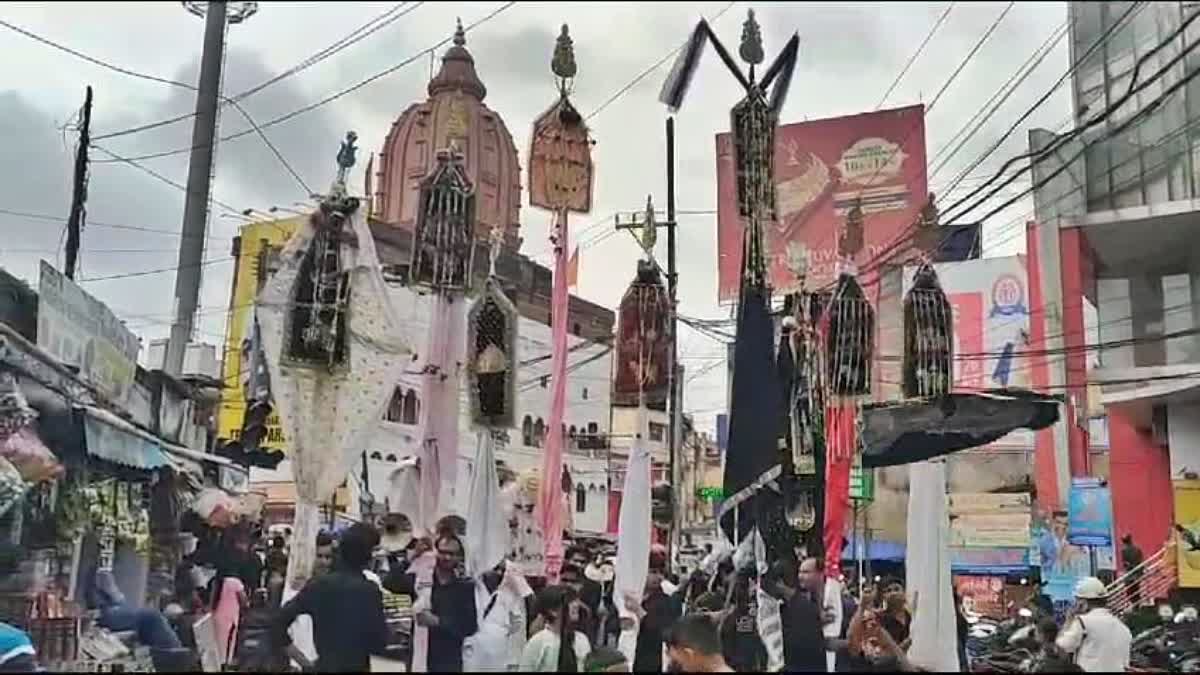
[0,516,1143,673]
[164,517,1132,674]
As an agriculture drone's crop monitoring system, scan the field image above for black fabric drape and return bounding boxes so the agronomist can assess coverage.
[720,282,782,545]
[860,391,1060,468]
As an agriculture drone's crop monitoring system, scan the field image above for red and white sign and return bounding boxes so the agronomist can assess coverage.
[715,104,928,301]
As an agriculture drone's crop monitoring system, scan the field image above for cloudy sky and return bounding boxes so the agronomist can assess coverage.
[0,1,1070,432]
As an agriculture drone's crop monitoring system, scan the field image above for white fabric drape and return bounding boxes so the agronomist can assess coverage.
[466,432,509,578]
[614,405,652,665]
[906,460,959,672]
[256,206,411,589]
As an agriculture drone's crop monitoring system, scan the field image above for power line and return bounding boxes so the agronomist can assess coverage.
[875,2,955,109]
[91,2,519,164]
[92,2,426,141]
[90,143,246,217]
[937,1,1150,217]
[75,256,234,283]
[928,20,1067,181]
[0,18,198,90]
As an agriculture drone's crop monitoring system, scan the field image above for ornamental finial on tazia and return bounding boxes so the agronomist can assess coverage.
[739,9,765,66]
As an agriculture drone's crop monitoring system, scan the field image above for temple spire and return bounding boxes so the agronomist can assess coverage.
[453,17,466,46]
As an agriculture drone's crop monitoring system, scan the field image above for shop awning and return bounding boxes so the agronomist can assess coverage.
[81,405,169,470]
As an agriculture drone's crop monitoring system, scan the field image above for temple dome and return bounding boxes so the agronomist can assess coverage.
[373,19,522,249]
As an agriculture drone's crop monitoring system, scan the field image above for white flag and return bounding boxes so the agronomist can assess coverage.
[614,404,652,665]
[466,431,509,578]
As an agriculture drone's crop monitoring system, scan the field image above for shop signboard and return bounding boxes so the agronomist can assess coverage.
[36,260,140,404]
[216,217,303,452]
[1067,477,1113,547]
[950,546,1029,575]
[1174,480,1200,588]
[948,492,1032,549]
[849,463,874,503]
[955,575,1006,618]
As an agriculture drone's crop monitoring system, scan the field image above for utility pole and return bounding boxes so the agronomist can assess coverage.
[665,117,681,564]
[615,118,681,563]
[165,1,257,376]
[64,86,92,280]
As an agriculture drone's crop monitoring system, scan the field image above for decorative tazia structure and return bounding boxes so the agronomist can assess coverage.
[781,245,824,555]
[820,200,874,576]
[408,144,476,532]
[528,24,594,581]
[463,227,519,578]
[902,261,953,399]
[659,7,799,561]
[256,131,410,589]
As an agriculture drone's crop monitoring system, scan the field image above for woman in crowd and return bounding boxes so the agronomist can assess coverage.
[521,585,592,672]
[209,566,247,666]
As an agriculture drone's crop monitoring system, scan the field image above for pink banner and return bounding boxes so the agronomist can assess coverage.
[538,210,570,581]
[418,295,462,530]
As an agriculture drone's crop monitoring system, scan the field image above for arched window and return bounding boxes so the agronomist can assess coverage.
[587,422,599,436]
[384,387,404,422]
[385,454,397,463]
[402,389,419,425]
[576,484,587,513]
[534,418,546,447]
[522,416,534,447]
[581,387,589,400]
[370,451,383,460]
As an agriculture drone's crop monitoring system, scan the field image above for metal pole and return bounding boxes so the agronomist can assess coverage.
[666,116,680,565]
[166,1,228,376]
[65,86,92,280]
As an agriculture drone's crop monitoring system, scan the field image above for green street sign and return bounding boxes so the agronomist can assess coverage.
[849,463,874,503]
[696,487,724,501]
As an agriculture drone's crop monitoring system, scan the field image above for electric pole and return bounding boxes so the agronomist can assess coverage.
[165,1,257,376]
[615,118,681,562]
[64,86,92,280]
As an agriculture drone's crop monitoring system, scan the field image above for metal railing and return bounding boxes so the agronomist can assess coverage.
[1106,539,1178,617]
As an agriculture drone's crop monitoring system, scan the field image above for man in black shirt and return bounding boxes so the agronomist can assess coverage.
[272,523,390,673]
[630,570,682,672]
[383,533,478,672]
[765,559,828,672]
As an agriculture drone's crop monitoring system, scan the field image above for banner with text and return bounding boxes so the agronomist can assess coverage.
[36,260,140,404]
[715,104,927,301]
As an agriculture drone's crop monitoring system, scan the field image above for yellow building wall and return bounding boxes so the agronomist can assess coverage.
[216,217,304,452]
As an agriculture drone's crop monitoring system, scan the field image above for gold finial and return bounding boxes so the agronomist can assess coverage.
[739,9,765,67]
[641,195,658,252]
[552,23,578,82]
[453,17,466,46]
[488,225,504,276]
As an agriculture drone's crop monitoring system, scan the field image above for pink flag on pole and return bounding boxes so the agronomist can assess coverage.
[538,209,570,581]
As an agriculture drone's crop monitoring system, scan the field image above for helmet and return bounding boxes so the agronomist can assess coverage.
[1075,576,1107,600]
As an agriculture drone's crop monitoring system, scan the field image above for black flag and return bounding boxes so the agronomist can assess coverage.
[719,282,782,546]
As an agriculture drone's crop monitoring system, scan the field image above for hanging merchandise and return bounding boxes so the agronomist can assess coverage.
[256,132,412,590]
[0,427,63,484]
[903,261,953,398]
[0,456,28,518]
[0,373,36,441]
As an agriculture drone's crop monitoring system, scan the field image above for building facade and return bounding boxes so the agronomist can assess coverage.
[1029,0,1200,566]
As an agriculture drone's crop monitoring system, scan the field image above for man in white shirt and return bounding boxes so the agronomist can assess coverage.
[1056,576,1132,672]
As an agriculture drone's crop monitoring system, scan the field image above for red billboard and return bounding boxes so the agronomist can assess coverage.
[715,104,928,301]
